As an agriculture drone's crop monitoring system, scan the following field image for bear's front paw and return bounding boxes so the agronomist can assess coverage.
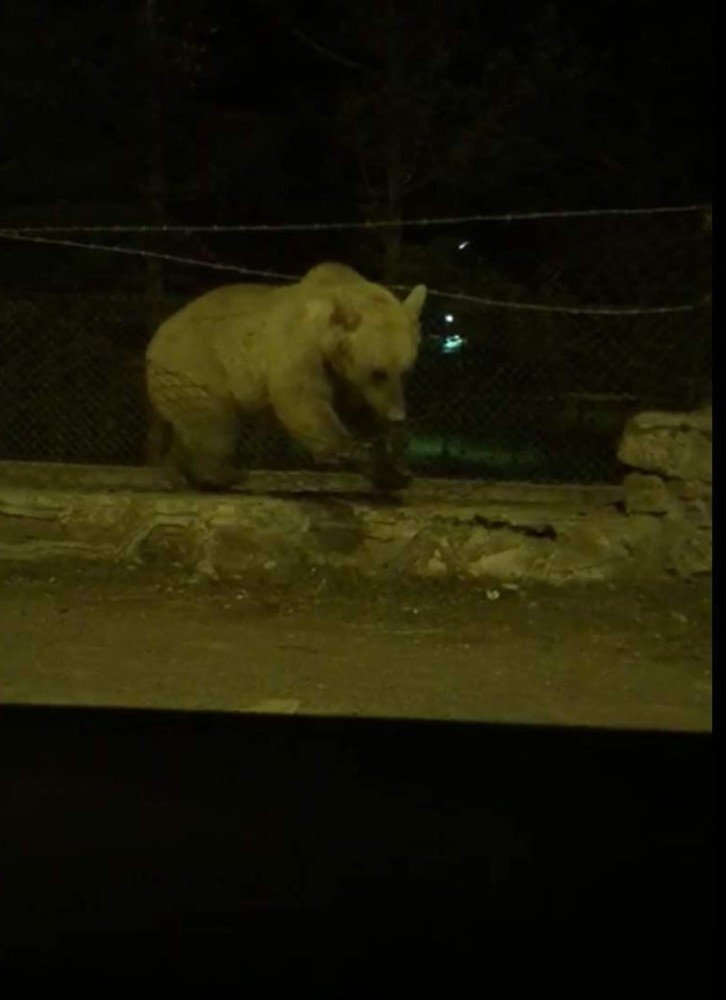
[366,423,412,491]
[347,444,412,492]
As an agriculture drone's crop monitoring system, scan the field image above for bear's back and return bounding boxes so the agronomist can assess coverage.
[146,282,294,408]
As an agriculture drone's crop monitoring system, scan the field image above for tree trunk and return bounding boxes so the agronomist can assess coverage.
[381,129,403,284]
[140,0,165,334]
[381,0,403,285]
[140,0,166,464]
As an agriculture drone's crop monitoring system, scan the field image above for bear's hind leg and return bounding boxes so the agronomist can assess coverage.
[170,411,248,491]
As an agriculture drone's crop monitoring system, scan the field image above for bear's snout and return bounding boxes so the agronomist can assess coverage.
[365,377,407,425]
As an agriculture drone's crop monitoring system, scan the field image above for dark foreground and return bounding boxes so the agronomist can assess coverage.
[0,566,712,992]
[1,705,711,993]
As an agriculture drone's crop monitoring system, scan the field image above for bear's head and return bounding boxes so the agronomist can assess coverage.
[304,280,427,426]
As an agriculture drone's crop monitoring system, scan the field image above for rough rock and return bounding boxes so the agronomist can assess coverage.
[618,407,712,482]
[465,544,535,581]
[664,518,712,577]
[623,473,674,515]
[665,479,712,527]
[137,523,205,567]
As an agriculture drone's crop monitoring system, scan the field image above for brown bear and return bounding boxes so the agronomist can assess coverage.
[145,262,426,490]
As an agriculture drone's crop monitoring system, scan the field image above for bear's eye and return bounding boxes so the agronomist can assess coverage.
[370,368,388,384]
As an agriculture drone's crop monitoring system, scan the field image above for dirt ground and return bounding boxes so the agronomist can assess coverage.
[0,563,711,732]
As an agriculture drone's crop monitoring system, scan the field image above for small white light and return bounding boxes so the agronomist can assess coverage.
[458,241,470,250]
[444,313,455,323]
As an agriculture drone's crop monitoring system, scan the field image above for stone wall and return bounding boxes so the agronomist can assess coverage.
[618,407,712,578]
[0,407,712,585]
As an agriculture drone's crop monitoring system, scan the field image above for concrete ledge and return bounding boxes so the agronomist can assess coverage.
[0,460,621,506]
[0,460,711,584]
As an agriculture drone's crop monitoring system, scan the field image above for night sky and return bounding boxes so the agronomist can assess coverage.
[1,0,712,230]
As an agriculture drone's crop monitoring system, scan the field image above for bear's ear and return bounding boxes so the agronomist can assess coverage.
[403,284,427,319]
[303,296,356,326]
[329,296,362,333]
[302,296,361,353]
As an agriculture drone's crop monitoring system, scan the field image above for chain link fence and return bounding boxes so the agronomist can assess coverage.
[0,210,712,483]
